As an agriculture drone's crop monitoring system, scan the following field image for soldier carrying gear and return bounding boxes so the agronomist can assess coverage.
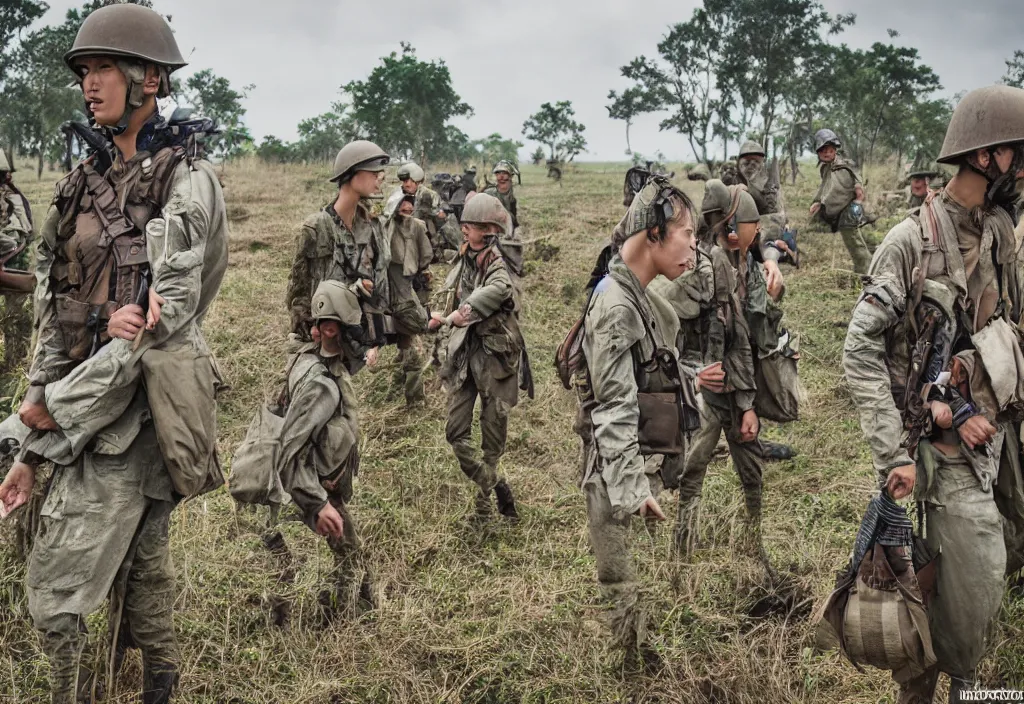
[287,139,391,349]
[570,174,702,667]
[461,166,478,192]
[842,84,1024,704]
[0,5,229,703]
[907,156,941,209]
[809,127,875,274]
[0,148,34,376]
[394,161,448,261]
[483,161,521,233]
[655,180,792,567]
[428,193,527,522]
[385,189,433,406]
[232,279,375,629]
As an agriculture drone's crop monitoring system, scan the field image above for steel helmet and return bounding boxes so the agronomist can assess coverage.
[460,193,508,233]
[311,280,362,326]
[937,85,1024,164]
[738,140,766,159]
[814,129,841,152]
[701,180,759,223]
[331,140,390,183]
[64,4,186,77]
[397,162,425,182]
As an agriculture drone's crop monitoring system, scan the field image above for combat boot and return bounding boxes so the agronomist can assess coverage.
[473,488,493,521]
[493,479,519,520]
[897,667,939,704]
[142,665,178,704]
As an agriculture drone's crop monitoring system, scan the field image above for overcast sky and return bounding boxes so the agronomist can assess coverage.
[35,0,1024,161]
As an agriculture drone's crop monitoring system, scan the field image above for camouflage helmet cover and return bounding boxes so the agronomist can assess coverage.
[460,193,508,233]
[492,160,516,175]
[311,280,362,326]
[701,179,759,224]
[738,140,766,159]
[938,85,1024,164]
[64,4,186,74]
[397,162,425,182]
[331,140,390,183]
[0,150,13,173]
[622,175,690,238]
[814,128,841,152]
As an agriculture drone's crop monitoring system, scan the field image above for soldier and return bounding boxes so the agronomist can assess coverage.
[906,158,939,209]
[842,85,1024,703]
[429,193,525,520]
[687,163,711,182]
[809,128,874,274]
[461,165,478,193]
[573,175,706,664]
[0,5,228,702]
[670,181,781,561]
[483,160,520,232]
[286,140,391,346]
[0,149,34,375]
[232,280,374,627]
[386,194,433,406]
[396,162,447,259]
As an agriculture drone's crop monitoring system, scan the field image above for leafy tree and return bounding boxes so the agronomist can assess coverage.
[1004,50,1024,88]
[184,69,255,159]
[522,101,587,162]
[256,135,292,164]
[291,100,361,163]
[473,132,522,171]
[615,7,728,167]
[714,0,854,153]
[0,0,47,85]
[530,146,545,165]
[343,43,472,163]
[606,85,659,154]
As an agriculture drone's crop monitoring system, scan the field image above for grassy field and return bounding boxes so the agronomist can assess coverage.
[0,158,1022,703]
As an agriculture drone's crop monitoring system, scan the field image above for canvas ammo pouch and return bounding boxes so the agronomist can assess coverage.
[229,405,287,506]
[634,343,689,456]
[754,331,801,423]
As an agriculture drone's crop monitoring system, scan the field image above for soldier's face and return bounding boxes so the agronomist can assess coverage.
[398,201,414,216]
[652,210,696,280]
[76,56,128,126]
[400,177,418,195]
[817,145,837,163]
[910,177,929,196]
[495,172,511,189]
[351,169,384,198]
[461,222,493,248]
[738,156,763,180]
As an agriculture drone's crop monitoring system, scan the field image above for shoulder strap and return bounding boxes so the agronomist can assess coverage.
[276,344,318,410]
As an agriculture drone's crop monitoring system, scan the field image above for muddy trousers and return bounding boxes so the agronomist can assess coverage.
[898,451,1006,703]
[445,372,517,493]
[37,502,178,704]
[396,334,424,405]
[839,226,873,275]
[583,464,663,655]
[675,402,763,552]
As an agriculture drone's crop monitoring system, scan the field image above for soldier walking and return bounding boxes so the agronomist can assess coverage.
[809,128,874,274]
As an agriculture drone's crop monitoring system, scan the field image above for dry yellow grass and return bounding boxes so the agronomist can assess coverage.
[0,158,1021,703]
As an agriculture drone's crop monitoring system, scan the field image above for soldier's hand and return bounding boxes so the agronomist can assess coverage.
[146,289,166,330]
[740,409,760,443]
[886,464,917,500]
[638,496,666,521]
[315,502,344,539]
[695,362,726,393]
[809,203,821,217]
[18,398,57,431]
[763,261,784,301]
[0,461,36,519]
[958,415,996,449]
[361,279,375,295]
[108,304,146,341]
[427,312,445,331]
[930,401,953,429]
[364,347,379,368]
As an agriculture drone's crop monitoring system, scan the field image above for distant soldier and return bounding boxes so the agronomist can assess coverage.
[0,149,34,375]
[906,157,939,209]
[397,162,448,259]
[461,165,478,193]
[573,175,703,665]
[430,194,526,520]
[483,160,520,232]
[843,85,1024,703]
[386,195,433,406]
[809,128,874,274]
[286,140,391,348]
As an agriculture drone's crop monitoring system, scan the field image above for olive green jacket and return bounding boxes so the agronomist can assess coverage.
[0,182,31,261]
[813,156,861,222]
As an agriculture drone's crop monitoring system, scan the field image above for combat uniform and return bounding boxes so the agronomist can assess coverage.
[842,85,1024,702]
[812,153,872,274]
[386,198,433,405]
[0,167,34,375]
[439,194,524,517]
[10,7,228,701]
